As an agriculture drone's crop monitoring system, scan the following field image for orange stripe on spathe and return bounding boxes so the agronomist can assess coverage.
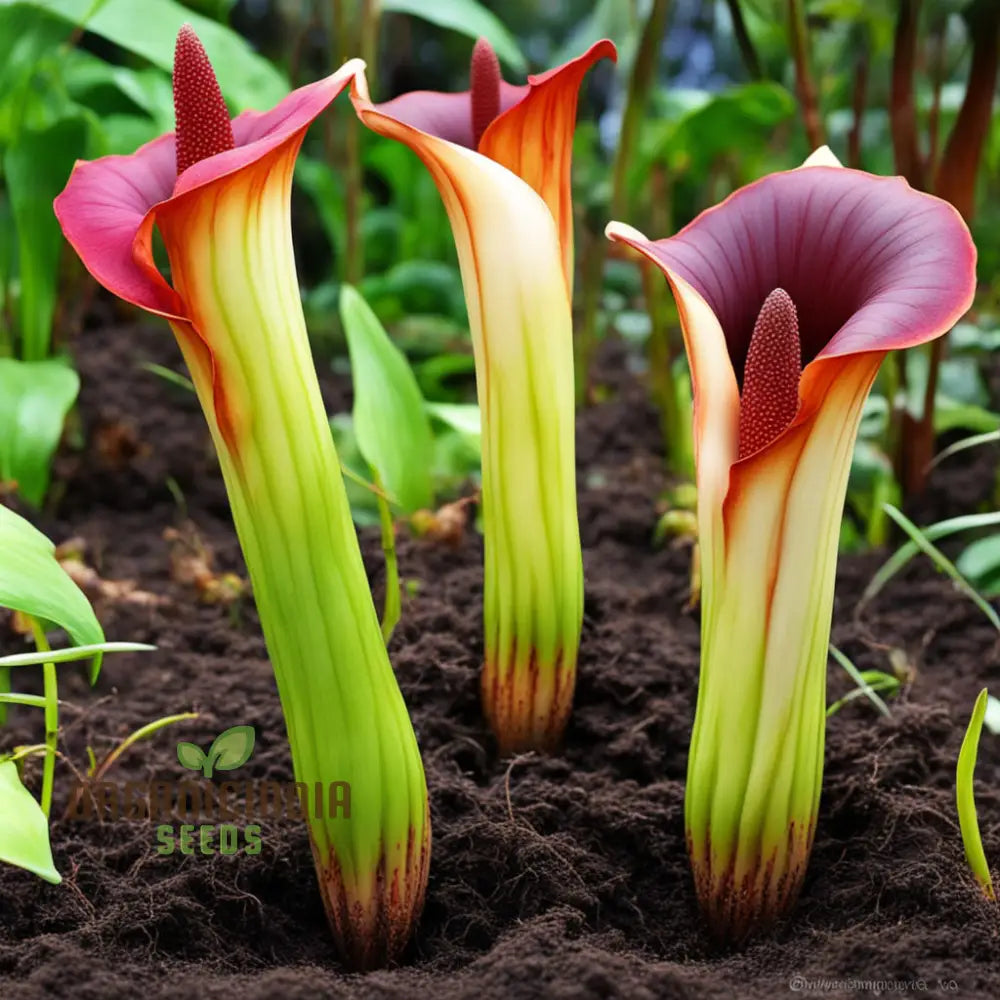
[470,38,502,150]
[738,288,802,460]
[173,24,235,175]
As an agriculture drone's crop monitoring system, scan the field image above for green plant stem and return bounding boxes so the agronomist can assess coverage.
[28,617,57,818]
[62,711,198,820]
[332,0,365,285]
[577,0,671,404]
[91,712,198,782]
[374,470,400,643]
[890,0,924,188]
[905,0,1000,496]
[0,693,48,708]
[0,744,50,766]
[787,0,825,149]
[575,231,605,403]
[848,30,868,169]
[925,17,947,176]
[724,0,763,79]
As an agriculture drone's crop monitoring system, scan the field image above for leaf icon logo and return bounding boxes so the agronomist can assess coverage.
[177,726,255,778]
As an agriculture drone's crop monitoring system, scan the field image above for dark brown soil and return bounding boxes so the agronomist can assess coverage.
[3,314,1000,999]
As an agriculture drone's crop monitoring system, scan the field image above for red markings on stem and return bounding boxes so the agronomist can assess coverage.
[173,24,235,175]
[738,288,802,459]
[470,38,502,149]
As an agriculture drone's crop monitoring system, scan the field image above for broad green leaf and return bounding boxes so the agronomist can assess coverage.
[0,357,80,505]
[957,536,1000,599]
[382,0,525,73]
[0,504,105,692]
[340,285,434,514]
[62,50,174,131]
[426,402,481,443]
[4,116,89,358]
[207,725,255,774]
[13,0,287,111]
[650,82,797,182]
[554,0,640,73]
[176,741,206,772]
[0,760,60,883]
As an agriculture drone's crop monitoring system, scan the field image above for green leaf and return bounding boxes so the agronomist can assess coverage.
[176,741,206,772]
[205,724,255,775]
[425,402,481,443]
[957,536,1000,598]
[5,116,89,358]
[0,357,80,505]
[828,644,894,718]
[0,759,60,883]
[863,512,1000,607]
[340,285,435,514]
[956,688,996,900]
[0,504,105,695]
[14,0,288,111]
[881,504,1000,633]
[650,82,797,182]
[382,0,525,73]
[0,641,154,668]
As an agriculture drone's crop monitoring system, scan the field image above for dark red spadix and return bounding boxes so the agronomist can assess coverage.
[738,288,801,459]
[173,24,235,176]
[469,37,502,148]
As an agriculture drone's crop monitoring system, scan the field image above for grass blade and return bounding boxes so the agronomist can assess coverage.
[0,642,155,668]
[875,505,1000,633]
[862,511,1000,608]
[828,644,893,718]
[957,688,996,900]
[930,429,1000,470]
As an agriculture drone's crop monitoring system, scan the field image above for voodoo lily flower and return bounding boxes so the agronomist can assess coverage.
[54,27,429,969]
[607,148,976,942]
[351,38,615,754]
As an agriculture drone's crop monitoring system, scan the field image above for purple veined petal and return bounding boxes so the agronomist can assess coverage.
[638,166,977,380]
[372,81,527,149]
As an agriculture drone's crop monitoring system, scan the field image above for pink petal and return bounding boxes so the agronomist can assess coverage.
[54,132,182,317]
[54,65,361,318]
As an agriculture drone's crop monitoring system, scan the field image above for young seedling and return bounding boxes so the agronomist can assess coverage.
[956,688,996,901]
